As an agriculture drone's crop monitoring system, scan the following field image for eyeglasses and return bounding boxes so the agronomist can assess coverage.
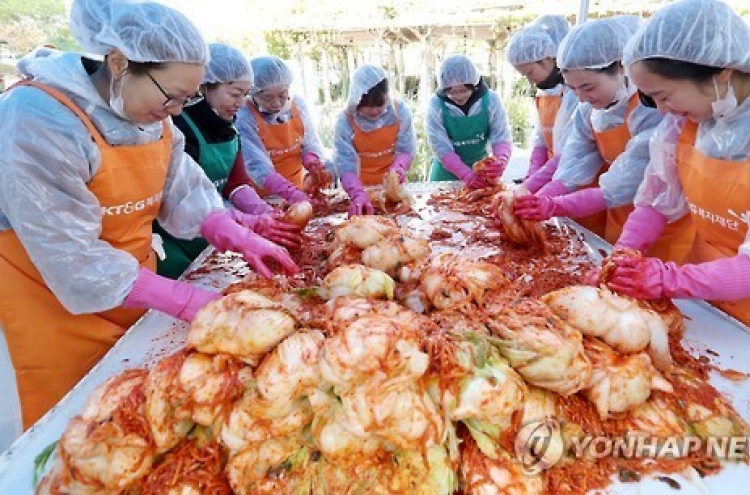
[144,69,203,109]
[443,85,474,98]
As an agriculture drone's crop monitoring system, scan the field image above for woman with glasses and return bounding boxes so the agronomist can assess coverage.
[506,16,578,193]
[0,0,299,429]
[426,54,513,188]
[153,43,301,279]
[595,0,750,325]
[333,64,417,216]
[236,55,330,205]
[513,17,693,262]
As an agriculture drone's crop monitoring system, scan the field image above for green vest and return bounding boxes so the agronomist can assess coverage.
[429,92,491,181]
[154,114,239,279]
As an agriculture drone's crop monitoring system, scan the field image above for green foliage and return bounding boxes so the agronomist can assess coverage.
[504,96,534,149]
[264,30,293,60]
[0,0,69,56]
[504,76,536,149]
[512,76,536,98]
[402,75,420,101]
[33,440,58,486]
[47,26,80,52]
[0,0,64,22]
[379,6,398,20]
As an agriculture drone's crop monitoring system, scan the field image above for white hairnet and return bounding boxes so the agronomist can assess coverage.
[623,0,750,73]
[558,18,630,70]
[506,27,557,65]
[437,54,480,90]
[16,45,59,78]
[69,0,209,65]
[530,15,570,47]
[250,56,293,92]
[203,43,252,84]
[347,64,387,111]
[610,15,642,37]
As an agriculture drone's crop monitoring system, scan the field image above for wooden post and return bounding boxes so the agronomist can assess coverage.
[295,41,309,101]
[321,48,332,104]
[388,40,398,92]
[345,46,356,98]
[487,39,497,90]
[417,28,435,108]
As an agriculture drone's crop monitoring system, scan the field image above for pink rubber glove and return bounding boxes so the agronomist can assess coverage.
[513,195,561,221]
[524,155,560,194]
[441,152,490,189]
[490,142,512,177]
[607,253,750,301]
[556,188,608,217]
[264,172,310,204]
[614,205,667,253]
[123,268,221,321]
[200,210,300,278]
[536,179,569,198]
[390,153,412,183]
[479,157,505,181]
[582,267,603,286]
[527,146,549,178]
[302,152,326,174]
[341,172,374,217]
[230,185,273,215]
[513,188,607,221]
[229,209,302,249]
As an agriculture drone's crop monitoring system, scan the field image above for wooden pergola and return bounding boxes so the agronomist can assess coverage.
[272,15,538,103]
[259,0,664,104]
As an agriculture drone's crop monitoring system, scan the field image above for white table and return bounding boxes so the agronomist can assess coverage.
[1,183,748,494]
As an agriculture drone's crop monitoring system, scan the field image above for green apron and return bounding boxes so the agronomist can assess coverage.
[154,114,239,279]
[429,93,491,181]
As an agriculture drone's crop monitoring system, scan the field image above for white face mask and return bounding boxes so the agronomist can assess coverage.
[109,71,128,120]
[110,69,163,133]
[711,76,738,120]
[608,83,629,109]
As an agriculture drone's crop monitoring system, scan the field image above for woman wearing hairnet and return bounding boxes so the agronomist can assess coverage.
[598,0,750,325]
[513,17,694,261]
[611,14,643,36]
[236,55,329,205]
[0,0,299,428]
[333,64,417,216]
[154,43,301,279]
[426,54,513,188]
[529,14,569,46]
[506,17,578,193]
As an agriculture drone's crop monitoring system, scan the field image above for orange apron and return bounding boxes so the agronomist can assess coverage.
[589,95,693,261]
[0,81,170,428]
[566,97,638,240]
[536,92,563,160]
[249,99,305,188]
[591,96,638,244]
[348,111,400,186]
[677,120,750,325]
